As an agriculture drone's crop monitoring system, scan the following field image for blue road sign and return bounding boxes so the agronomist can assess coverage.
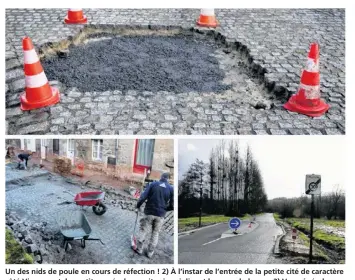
[229,217,241,230]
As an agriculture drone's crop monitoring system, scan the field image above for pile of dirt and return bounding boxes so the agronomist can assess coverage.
[6,146,16,158]
[53,157,72,175]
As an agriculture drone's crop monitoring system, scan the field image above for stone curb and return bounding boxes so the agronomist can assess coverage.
[274,221,287,255]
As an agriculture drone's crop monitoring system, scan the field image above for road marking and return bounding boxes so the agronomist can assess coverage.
[202,232,245,246]
[202,237,222,246]
[221,232,244,238]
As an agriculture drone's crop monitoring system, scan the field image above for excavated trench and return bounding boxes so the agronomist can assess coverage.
[40,26,278,109]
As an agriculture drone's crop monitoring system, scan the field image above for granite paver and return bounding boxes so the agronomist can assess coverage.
[5,9,345,135]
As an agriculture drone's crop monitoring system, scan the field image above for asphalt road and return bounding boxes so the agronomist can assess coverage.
[178,213,282,264]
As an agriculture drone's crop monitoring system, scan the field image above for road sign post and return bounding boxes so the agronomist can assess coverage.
[229,217,241,233]
[309,194,314,263]
[305,174,321,264]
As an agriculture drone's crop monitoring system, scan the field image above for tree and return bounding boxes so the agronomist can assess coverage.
[178,158,207,217]
[179,141,268,217]
[268,185,345,220]
[244,146,252,210]
[323,185,345,220]
[208,148,217,201]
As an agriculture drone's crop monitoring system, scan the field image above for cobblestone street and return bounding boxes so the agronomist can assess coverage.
[5,9,345,135]
[5,164,174,264]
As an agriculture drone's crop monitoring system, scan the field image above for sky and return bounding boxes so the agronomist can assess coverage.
[178,137,345,199]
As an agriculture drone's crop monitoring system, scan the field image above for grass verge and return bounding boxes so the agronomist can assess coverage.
[273,213,281,222]
[297,231,330,261]
[283,217,345,251]
[179,214,252,232]
[317,219,345,228]
[314,230,345,250]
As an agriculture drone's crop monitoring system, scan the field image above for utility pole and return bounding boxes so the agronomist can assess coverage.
[199,170,203,228]
[199,185,202,227]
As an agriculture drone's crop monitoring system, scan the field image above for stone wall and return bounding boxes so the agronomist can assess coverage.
[74,139,118,166]
[117,139,135,166]
[151,139,174,178]
[75,139,91,161]
[102,139,118,167]
[6,139,21,147]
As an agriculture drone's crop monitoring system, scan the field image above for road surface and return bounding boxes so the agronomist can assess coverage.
[178,213,282,264]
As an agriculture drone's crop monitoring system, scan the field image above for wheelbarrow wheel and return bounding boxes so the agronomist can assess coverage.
[93,202,107,215]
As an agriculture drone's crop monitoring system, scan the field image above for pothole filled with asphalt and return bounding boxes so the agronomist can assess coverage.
[41,27,275,109]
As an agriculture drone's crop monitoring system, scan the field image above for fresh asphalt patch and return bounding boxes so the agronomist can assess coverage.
[42,34,232,94]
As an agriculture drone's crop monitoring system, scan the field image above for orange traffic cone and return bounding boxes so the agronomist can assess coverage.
[283,43,329,117]
[20,37,60,111]
[64,9,87,24]
[196,9,218,28]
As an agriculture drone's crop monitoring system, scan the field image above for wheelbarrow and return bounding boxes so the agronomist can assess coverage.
[59,211,104,251]
[74,191,107,216]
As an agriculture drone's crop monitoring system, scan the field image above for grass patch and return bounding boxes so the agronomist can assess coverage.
[5,228,33,264]
[273,213,281,222]
[179,214,252,231]
[283,218,345,251]
[314,230,345,250]
[281,217,344,230]
[296,231,329,261]
[317,219,345,228]
[286,219,310,232]
[298,231,310,247]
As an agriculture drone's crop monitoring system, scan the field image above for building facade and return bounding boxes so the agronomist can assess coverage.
[7,139,174,182]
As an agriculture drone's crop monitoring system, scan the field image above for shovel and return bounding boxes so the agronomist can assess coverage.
[131,211,139,250]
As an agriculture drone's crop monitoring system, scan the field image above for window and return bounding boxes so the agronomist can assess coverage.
[92,140,103,161]
[133,139,155,174]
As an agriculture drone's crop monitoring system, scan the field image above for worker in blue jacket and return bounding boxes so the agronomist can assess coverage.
[134,172,174,258]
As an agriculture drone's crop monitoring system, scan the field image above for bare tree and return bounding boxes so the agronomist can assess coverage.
[268,185,345,220]
[324,185,345,220]
[180,140,268,217]
[208,148,217,201]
